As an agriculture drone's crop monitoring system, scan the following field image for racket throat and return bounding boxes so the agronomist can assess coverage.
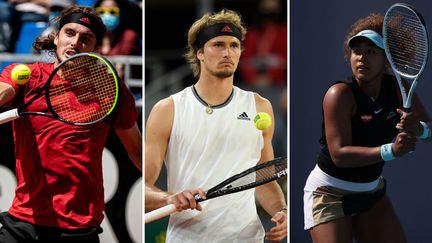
[403,107,412,114]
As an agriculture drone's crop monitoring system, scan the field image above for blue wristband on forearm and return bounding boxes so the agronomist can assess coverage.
[419,121,431,140]
[381,143,395,161]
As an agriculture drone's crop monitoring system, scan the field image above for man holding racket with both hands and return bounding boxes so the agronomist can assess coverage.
[145,9,287,243]
[0,5,141,243]
[303,10,431,243]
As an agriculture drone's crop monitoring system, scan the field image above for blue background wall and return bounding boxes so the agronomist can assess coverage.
[290,1,432,242]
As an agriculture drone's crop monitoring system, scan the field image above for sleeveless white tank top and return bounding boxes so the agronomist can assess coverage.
[165,86,265,243]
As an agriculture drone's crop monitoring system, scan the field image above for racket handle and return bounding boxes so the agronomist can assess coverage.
[144,204,177,224]
[403,107,412,114]
[0,108,20,125]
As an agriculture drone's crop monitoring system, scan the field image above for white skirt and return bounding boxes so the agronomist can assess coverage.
[303,165,384,230]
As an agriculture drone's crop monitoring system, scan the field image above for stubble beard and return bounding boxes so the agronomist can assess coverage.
[212,69,234,79]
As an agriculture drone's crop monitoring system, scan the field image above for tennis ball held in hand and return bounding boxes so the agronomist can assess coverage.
[11,64,31,85]
[254,112,272,131]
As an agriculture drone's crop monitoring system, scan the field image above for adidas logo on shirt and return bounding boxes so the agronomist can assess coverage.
[237,112,251,120]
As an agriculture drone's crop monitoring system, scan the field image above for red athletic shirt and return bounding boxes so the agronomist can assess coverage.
[0,62,137,229]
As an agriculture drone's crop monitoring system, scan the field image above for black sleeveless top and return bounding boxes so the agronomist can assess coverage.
[317,74,401,182]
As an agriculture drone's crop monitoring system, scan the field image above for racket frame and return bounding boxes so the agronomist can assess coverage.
[45,53,120,126]
[195,156,287,201]
[383,3,429,111]
[0,53,120,126]
[144,156,287,224]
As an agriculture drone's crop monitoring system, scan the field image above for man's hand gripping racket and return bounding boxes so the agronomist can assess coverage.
[145,156,287,224]
[0,53,120,126]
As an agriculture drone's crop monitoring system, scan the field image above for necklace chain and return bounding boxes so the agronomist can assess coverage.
[192,85,233,115]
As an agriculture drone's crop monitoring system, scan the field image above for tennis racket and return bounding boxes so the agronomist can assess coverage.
[383,3,429,113]
[0,53,120,126]
[145,156,287,224]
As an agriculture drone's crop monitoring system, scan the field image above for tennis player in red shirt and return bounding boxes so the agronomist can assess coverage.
[0,5,141,242]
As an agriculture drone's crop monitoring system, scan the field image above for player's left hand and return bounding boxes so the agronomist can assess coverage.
[265,210,287,242]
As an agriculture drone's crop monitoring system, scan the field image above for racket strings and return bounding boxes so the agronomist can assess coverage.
[219,159,287,193]
[48,55,118,123]
[385,9,428,77]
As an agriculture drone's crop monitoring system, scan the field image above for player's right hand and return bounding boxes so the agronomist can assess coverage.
[395,109,422,135]
[392,131,417,156]
[167,188,206,212]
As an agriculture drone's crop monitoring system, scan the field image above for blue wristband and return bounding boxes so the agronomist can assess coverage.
[419,121,431,140]
[380,143,395,161]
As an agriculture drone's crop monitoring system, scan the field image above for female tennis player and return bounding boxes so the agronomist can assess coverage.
[303,13,431,243]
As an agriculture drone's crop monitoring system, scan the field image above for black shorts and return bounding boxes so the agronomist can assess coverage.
[0,212,102,243]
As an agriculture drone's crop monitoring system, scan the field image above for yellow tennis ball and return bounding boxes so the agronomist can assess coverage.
[254,112,272,131]
[11,64,31,85]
